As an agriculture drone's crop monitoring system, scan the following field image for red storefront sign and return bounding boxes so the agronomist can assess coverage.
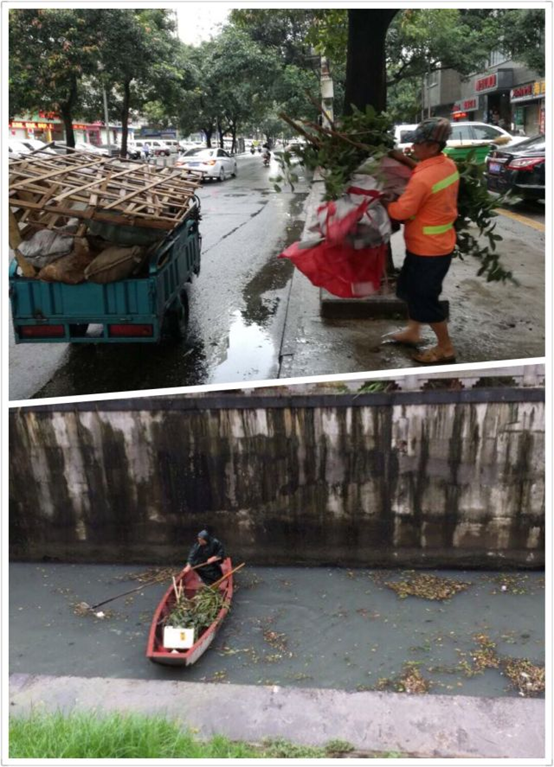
[475,74,497,93]
[452,98,478,114]
[462,98,477,111]
[511,80,546,103]
[9,120,54,130]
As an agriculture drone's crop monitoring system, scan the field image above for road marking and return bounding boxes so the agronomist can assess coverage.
[495,208,545,232]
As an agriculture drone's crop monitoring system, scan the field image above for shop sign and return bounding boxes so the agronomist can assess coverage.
[9,120,53,130]
[72,124,87,130]
[475,74,497,93]
[452,98,477,114]
[510,80,545,103]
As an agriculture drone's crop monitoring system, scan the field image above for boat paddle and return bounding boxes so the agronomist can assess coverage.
[77,561,216,615]
[209,562,246,589]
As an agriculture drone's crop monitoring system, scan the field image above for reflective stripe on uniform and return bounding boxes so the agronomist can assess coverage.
[423,222,454,235]
[431,171,460,194]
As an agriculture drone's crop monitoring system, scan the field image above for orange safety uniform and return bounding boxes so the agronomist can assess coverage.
[388,154,459,256]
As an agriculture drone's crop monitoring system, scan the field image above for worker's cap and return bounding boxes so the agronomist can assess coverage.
[197,530,210,541]
[410,118,452,145]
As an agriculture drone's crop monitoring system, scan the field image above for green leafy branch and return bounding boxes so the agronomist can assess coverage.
[454,150,518,283]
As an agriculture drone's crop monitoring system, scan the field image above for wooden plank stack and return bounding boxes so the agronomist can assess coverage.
[9,148,204,239]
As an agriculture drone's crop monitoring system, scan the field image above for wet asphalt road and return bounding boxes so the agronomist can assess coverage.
[9,154,310,401]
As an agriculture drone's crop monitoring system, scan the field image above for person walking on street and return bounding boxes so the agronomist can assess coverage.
[182,530,225,585]
[383,117,459,365]
[142,142,151,163]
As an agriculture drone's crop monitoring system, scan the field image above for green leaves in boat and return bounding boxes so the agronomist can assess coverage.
[165,581,229,636]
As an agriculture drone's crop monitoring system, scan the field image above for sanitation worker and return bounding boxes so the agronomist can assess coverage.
[182,530,225,585]
[383,117,459,365]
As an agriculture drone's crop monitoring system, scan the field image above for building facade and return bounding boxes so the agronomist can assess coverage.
[8,113,140,146]
[423,54,545,135]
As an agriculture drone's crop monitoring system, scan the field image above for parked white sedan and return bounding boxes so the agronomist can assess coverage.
[176,147,237,180]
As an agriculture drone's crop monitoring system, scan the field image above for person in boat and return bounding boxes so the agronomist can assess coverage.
[182,530,225,585]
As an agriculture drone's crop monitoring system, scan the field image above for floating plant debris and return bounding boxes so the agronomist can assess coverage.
[502,659,545,696]
[263,630,289,653]
[376,664,431,694]
[122,567,177,584]
[486,574,541,596]
[385,573,472,601]
[71,601,115,619]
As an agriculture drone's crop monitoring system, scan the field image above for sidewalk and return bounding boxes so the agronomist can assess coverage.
[9,673,545,759]
[279,177,544,377]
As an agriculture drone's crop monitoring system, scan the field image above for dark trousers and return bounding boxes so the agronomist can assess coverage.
[396,250,452,323]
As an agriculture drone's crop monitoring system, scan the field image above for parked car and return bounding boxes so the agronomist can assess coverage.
[74,142,110,156]
[485,134,545,201]
[8,138,56,156]
[51,142,119,157]
[162,139,180,154]
[395,121,527,154]
[394,124,419,150]
[130,139,167,157]
[175,148,237,180]
[17,138,57,154]
[98,143,122,157]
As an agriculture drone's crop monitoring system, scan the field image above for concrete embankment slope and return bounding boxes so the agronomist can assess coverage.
[9,674,544,759]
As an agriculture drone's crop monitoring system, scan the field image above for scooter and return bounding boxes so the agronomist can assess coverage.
[250,146,255,155]
[262,152,271,167]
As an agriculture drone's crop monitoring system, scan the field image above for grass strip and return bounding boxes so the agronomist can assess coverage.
[10,712,397,759]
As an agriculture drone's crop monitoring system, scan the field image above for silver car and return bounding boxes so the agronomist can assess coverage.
[176,148,237,181]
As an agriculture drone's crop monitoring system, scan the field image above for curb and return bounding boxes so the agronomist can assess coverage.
[9,674,545,759]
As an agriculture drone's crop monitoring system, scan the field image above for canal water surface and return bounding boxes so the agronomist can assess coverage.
[10,564,544,698]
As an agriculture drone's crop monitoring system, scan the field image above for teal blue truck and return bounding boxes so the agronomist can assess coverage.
[9,198,201,344]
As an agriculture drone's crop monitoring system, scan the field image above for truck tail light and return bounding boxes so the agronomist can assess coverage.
[19,324,65,338]
[108,324,153,337]
[507,157,544,171]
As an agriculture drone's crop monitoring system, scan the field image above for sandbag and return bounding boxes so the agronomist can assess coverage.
[18,229,74,269]
[84,245,147,284]
[38,238,93,284]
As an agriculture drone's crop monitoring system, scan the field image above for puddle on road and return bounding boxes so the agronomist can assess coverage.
[210,310,278,383]
[242,257,294,326]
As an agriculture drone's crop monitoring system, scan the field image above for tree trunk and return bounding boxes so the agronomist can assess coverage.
[120,79,131,158]
[60,74,79,147]
[204,127,213,148]
[231,125,237,154]
[344,9,398,115]
[217,121,224,148]
[60,106,75,148]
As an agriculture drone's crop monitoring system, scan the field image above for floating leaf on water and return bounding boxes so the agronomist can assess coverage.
[503,659,545,696]
[384,573,472,601]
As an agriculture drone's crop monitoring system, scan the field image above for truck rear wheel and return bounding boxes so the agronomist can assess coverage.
[163,292,189,340]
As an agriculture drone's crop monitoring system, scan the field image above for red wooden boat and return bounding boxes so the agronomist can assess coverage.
[146,558,233,667]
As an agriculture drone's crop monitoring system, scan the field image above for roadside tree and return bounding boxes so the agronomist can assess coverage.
[9,9,101,146]
[95,9,183,157]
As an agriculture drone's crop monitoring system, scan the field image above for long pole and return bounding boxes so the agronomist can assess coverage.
[102,84,111,145]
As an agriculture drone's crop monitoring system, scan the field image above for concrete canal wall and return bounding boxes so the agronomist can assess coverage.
[9,389,544,567]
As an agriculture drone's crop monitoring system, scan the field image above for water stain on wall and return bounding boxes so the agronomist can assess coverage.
[9,398,545,567]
